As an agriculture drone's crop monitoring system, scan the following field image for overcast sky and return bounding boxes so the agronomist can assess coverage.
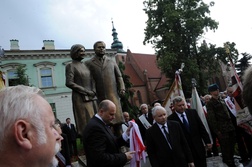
[1,0,252,55]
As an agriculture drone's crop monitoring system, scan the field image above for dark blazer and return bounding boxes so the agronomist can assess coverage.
[146,121,193,167]
[168,109,211,167]
[62,123,77,142]
[83,116,128,167]
[136,112,153,142]
[60,133,71,166]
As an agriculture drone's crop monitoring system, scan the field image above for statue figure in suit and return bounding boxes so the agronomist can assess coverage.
[85,41,125,131]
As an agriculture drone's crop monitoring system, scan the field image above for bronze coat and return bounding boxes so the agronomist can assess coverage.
[86,56,125,124]
[65,60,97,135]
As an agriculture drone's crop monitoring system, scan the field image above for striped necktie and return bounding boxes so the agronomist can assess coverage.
[162,125,172,150]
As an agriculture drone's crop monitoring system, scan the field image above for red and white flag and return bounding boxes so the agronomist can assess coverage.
[228,56,252,135]
[129,121,146,167]
[162,71,187,116]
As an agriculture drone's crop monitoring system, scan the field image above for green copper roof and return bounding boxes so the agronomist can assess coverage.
[111,21,124,52]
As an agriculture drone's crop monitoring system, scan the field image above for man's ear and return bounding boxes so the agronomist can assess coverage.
[14,120,33,150]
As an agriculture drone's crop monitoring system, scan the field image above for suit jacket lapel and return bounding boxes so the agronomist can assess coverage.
[93,117,115,139]
[102,57,110,69]
[153,123,171,149]
[173,113,190,133]
[185,110,191,124]
[92,57,103,67]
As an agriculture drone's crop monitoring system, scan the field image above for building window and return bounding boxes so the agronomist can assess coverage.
[7,70,18,86]
[40,68,53,87]
[50,103,57,118]
[0,63,26,86]
[34,61,56,88]
[137,90,143,104]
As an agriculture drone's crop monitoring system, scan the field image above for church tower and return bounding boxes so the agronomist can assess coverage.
[111,21,125,53]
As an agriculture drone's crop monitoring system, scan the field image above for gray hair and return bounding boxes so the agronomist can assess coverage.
[203,94,211,99]
[243,66,252,114]
[0,85,47,149]
[172,96,184,105]
[152,106,166,117]
[139,103,148,110]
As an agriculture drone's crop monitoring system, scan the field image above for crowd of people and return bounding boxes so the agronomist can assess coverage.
[1,39,252,167]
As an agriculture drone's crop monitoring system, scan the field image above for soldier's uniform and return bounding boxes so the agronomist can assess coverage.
[207,96,236,167]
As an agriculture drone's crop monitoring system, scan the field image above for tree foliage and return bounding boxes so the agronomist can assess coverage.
[235,52,252,77]
[15,65,29,86]
[143,0,239,96]
[118,61,139,119]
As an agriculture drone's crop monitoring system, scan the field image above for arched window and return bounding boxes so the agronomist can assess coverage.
[137,90,143,104]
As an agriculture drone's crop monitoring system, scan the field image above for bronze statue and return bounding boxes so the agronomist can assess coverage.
[65,44,97,136]
[86,41,125,126]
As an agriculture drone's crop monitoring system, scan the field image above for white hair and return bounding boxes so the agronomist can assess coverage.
[152,106,166,117]
[0,85,47,149]
[48,142,61,167]
[139,103,148,110]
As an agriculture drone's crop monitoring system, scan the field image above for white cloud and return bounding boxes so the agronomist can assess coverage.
[0,0,251,55]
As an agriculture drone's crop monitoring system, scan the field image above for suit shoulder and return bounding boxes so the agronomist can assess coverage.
[167,113,176,119]
[186,109,197,114]
[186,108,196,112]
[167,120,180,125]
[85,58,93,64]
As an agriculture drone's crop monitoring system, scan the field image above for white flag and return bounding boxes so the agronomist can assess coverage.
[191,87,213,143]
[163,71,186,116]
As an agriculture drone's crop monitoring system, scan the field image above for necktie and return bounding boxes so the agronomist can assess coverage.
[162,125,172,150]
[68,124,71,129]
[56,152,66,165]
[145,114,148,119]
[99,58,104,63]
[181,114,190,132]
[105,125,113,134]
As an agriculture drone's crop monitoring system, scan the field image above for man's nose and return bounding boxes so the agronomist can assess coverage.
[54,130,63,141]
[57,135,63,142]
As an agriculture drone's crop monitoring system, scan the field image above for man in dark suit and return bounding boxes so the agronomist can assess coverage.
[136,103,153,143]
[62,118,78,157]
[83,100,135,167]
[145,105,194,167]
[54,119,71,167]
[168,96,212,167]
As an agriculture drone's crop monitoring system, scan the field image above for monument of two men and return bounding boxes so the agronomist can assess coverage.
[65,41,125,136]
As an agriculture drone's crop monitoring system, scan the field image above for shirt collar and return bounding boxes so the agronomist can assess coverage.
[157,122,167,129]
[95,114,106,125]
[175,111,185,117]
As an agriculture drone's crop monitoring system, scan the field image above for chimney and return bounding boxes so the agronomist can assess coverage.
[10,39,19,50]
[43,40,55,50]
